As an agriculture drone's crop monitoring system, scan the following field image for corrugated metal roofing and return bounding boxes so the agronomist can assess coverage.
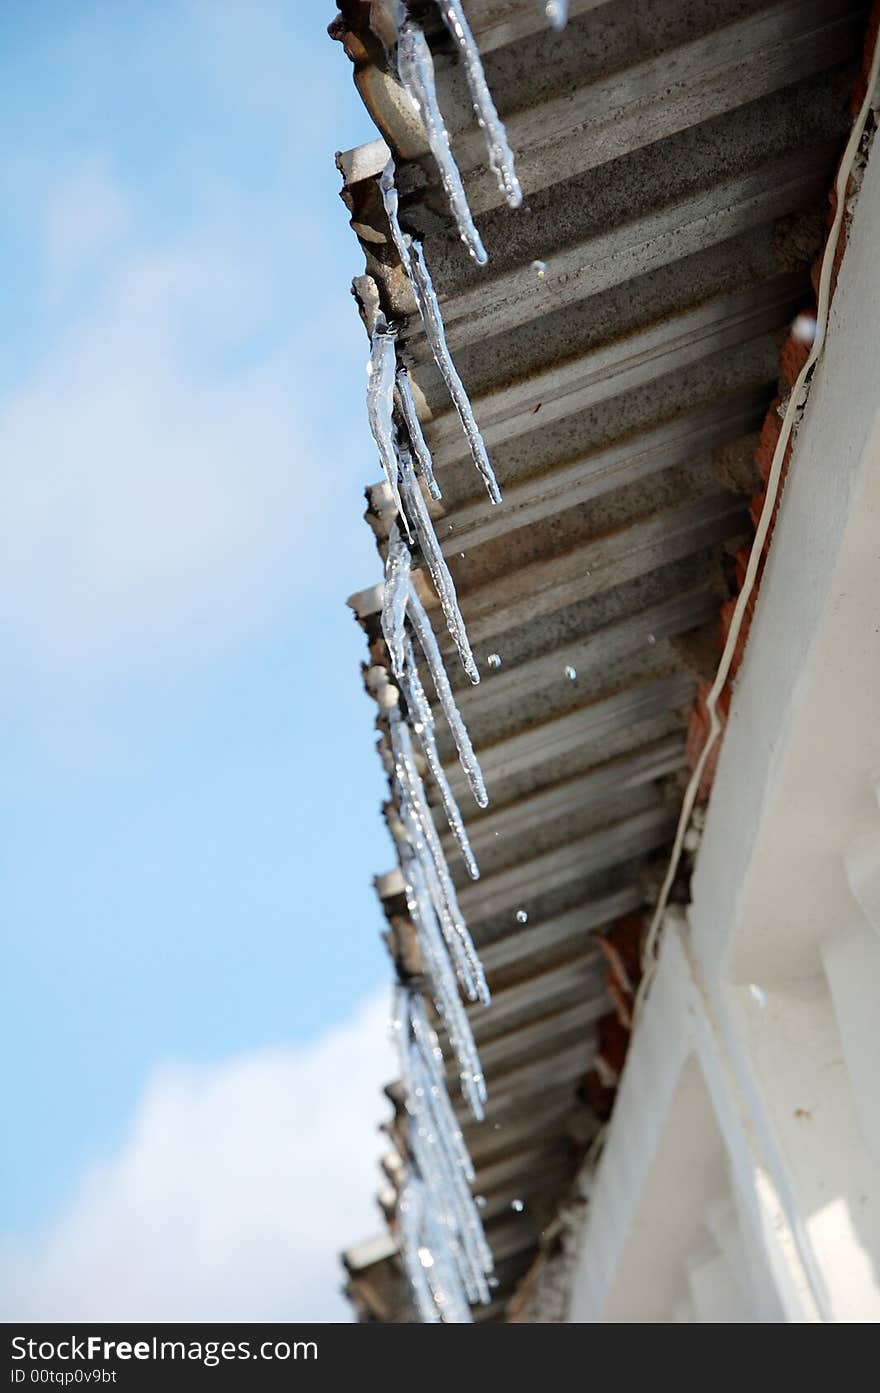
[331,0,868,1321]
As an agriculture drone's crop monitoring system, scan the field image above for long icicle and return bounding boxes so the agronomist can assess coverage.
[396,18,487,265]
[406,992,492,1301]
[410,240,501,503]
[394,986,493,1315]
[366,313,405,521]
[396,1179,442,1323]
[379,159,501,505]
[407,581,488,807]
[400,847,486,1117]
[397,443,480,684]
[390,709,489,1006]
[397,788,479,1003]
[437,0,522,209]
[395,366,441,501]
[380,523,411,678]
[401,635,480,881]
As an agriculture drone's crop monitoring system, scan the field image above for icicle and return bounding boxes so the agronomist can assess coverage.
[379,159,501,505]
[407,582,488,807]
[397,444,480,685]
[543,0,569,29]
[401,636,480,881]
[366,314,405,522]
[395,367,441,501]
[437,0,522,209]
[390,710,489,1006]
[401,847,486,1118]
[397,1179,442,1323]
[396,18,487,266]
[380,523,411,678]
[393,987,493,1317]
[409,241,501,504]
[379,158,413,276]
[402,992,493,1304]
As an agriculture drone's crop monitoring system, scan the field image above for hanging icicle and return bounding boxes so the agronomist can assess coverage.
[379,159,502,505]
[395,366,442,501]
[393,985,494,1320]
[366,313,405,522]
[390,707,489,1006]
[380,523,411,679]
[396,17,488,265]
[401,635,480,881]
[396,1179,442,1323]
[409,239,501,504]
[397,443,481,685]
[437,0,522,209]
[399,846,485,1117]
[407,582,488,807]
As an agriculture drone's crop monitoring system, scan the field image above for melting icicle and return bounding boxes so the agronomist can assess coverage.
[379,159,501,505]
[407,582,488,807]
[407,994,493,1301]
[397,1180,442,1323]
[409,241,501,504]
[398,444,480,685]
[437,0,522,209]
[380,524,411,678]
[543,0,569,30]
[390,709,489,1006]
[401,636,480,881]
[396,18,487,265]
[400,847,485,1118]
[394,986,493,1317]
[367,314,405,522]
[395,367,441,501]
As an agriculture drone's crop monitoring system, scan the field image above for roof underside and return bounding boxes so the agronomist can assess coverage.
[333,0,867,1322]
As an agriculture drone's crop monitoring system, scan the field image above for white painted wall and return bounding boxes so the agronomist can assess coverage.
[569,129,880,1323]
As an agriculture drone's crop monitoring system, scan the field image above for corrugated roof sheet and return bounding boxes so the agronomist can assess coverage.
[330,0,868,1321]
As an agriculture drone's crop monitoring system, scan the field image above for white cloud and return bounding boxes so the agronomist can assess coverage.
[0,988,396,1322]
[0,163,334,673]
[44,154,128,283]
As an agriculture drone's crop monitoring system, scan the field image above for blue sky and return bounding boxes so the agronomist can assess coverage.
[0,1,396,1318]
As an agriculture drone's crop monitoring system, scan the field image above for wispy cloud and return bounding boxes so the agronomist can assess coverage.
[0,165,318,672]
[0,988,395,1322]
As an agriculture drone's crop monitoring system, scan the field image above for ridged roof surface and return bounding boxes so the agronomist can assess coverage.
[331,0,867,1321]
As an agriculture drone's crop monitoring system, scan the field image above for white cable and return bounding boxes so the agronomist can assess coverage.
[635,36,880,1017]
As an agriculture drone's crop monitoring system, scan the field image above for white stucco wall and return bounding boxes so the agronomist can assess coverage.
[569,126,880,1323]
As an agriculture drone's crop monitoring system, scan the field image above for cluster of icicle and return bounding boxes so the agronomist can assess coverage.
[394,985,494,1321]
[365,5,527,1323]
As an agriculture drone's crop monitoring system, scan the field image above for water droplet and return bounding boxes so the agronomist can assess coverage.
[488,1276,500,1289]
[791,312,818,346]
[413,721,425,734]
[487,653,502,669]
[475,1194,486,1208]
[531,259,547,278]
[515,909,528,925]
[564,664,577,680]
[418,1246,434,1269]
[459,551,465,558]
[749,983,767,1008]
[646,633,656,645]
[511,1198,525,1213]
